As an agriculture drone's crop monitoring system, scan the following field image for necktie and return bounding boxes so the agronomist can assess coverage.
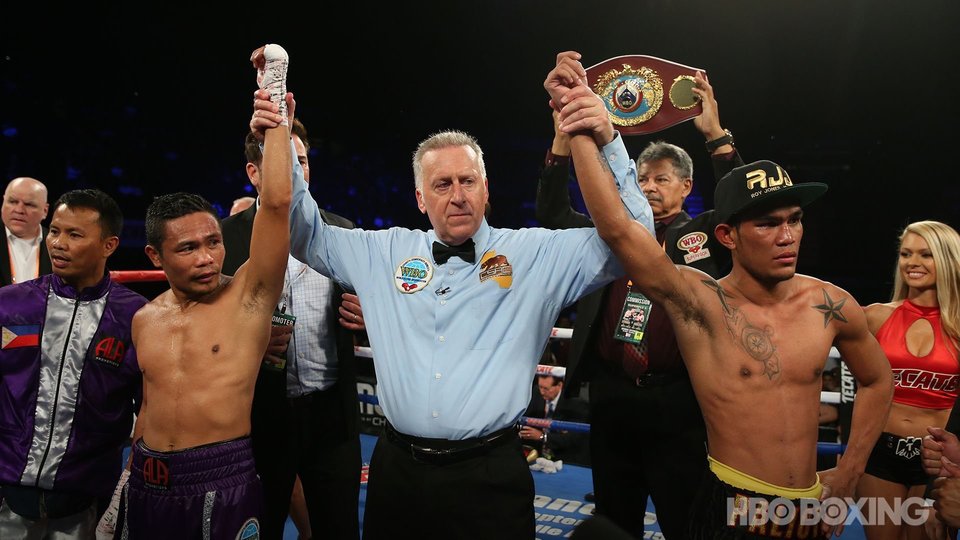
[546,400,555,418]
[432,238,476,265]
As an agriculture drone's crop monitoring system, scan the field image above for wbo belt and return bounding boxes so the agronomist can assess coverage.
[384,422,515,465]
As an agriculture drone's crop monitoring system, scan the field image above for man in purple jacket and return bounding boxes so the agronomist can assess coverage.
[0,189,147,539]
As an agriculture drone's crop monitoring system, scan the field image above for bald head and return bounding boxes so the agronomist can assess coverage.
[3,177,49,239]
[230,196,256,216]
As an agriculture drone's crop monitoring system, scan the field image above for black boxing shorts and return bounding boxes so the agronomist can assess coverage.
[688,456,828,540]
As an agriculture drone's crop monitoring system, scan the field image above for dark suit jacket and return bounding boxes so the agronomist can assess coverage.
[220,204,360,439]
[524,386,591,465]
[1,226,52,287]
[534,152,743,394]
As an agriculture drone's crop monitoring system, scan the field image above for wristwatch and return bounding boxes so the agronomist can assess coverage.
[705,129,734,153]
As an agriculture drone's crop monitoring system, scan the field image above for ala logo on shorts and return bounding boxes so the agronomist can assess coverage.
[677,231,711,264]
[236,518,260,540]
[395,256,433,294]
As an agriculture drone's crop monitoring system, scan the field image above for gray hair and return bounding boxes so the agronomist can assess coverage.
[412,130,486,191]
[636,141,693,179]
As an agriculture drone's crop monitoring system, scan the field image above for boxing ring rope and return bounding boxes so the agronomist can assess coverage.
[109,270,166,283]
[109,269,847,455]
[355,391,846,455]
[352,344,844,405]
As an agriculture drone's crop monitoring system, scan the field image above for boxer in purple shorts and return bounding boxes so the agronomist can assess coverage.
[103,44,293,538]
[116,438,262,539]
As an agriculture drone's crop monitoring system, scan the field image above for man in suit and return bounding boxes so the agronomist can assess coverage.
[1,177,51,286]
[535,71,742,538]
[520,373,590,465]
[221,119,364,540]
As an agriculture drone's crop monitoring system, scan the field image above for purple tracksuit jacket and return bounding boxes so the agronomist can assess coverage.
[0,272,147,498]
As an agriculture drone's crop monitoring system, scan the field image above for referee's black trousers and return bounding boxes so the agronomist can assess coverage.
[362,428,535,540]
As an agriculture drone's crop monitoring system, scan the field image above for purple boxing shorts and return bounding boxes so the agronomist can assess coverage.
[116,437,263,539]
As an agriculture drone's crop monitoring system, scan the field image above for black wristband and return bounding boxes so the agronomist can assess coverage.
[545,150,571,168]
[705,129,734,153]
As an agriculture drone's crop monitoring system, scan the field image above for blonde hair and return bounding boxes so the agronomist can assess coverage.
[891,220,960,351]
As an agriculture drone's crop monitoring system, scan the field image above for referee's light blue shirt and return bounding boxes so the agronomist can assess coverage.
[289,135,653,439]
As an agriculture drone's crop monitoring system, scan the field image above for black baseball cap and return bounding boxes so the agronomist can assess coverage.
[714,160,828,224]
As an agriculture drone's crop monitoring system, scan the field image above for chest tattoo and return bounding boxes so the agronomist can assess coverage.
[812,289,848,327]
[702,280,781,380]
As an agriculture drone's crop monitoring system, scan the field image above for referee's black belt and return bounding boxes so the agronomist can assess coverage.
[384,422,515,465]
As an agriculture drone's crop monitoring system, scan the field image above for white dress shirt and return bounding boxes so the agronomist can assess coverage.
[5,226,42,283]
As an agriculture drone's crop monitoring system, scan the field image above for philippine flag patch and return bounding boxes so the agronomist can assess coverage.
[2,325,40,349]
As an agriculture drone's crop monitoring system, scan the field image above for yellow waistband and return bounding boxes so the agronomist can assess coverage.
[708,455,822,499]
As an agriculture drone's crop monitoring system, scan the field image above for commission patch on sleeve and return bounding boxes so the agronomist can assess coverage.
[2,325,41,349]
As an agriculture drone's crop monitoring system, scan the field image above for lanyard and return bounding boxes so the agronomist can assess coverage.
[279,260,308,313]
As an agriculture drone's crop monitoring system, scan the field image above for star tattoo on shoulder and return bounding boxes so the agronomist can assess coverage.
[813,289,848,327]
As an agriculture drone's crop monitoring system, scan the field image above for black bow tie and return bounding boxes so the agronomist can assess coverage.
[432,239,476,265]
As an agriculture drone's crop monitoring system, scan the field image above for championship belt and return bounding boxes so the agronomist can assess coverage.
[585,55,704,135]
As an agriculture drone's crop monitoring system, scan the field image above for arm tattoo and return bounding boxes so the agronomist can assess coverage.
[812,289,848,328]
[702,279,781,380]
[594,148,612,175]
[702,279,735,316]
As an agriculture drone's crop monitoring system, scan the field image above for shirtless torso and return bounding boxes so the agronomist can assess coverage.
[133,84,291,452]
[563,125,892,505]
[133,271,270,451]
[677,268,865,488]
[103,45,293,540]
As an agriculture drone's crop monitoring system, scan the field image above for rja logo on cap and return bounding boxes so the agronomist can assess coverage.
[745,165,792,195]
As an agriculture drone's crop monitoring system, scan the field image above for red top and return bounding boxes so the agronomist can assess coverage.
[876,300,960,409]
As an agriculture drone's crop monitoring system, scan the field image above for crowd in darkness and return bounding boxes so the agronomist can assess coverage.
[3,4,959,307]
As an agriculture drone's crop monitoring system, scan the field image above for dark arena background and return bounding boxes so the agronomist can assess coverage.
[3,2,959,538]
[4,2,958,304]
